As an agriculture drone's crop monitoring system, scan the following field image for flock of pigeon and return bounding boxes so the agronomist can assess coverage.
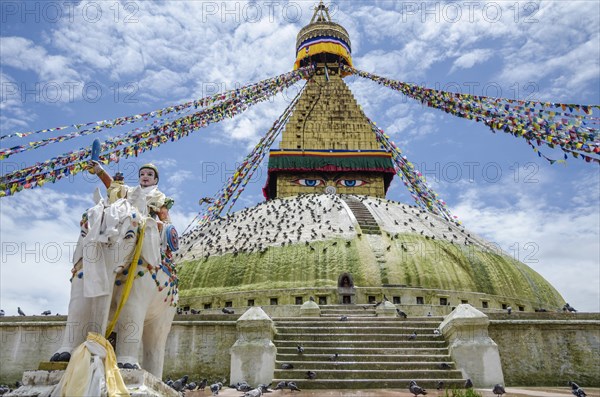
[0,308,57,317]
[176,194,492,263]
[161,377,302,396]
[408,380,588,397]
[157,377,590,396]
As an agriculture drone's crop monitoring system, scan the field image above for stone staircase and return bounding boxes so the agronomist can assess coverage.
[342,196,381,235]
[272,307,466,389]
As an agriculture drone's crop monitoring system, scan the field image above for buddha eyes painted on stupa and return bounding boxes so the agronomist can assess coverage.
[337,179,368,187]
[294,178,324,187]
[292,177,369,188]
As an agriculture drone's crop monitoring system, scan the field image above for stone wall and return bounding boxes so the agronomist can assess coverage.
[1,313,599,386]
[488,313,600,386]
[0,315,237,385]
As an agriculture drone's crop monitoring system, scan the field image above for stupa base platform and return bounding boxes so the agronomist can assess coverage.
[6,368,179,397]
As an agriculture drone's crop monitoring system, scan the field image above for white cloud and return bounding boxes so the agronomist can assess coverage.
[453,172,600,312]
[450,49,493,73]
[0,189,90,316]
[0,36,81,82]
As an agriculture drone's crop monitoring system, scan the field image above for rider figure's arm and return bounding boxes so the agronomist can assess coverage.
[90,161,113,189]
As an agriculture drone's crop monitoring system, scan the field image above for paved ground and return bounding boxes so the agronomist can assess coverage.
[201,387,600,397]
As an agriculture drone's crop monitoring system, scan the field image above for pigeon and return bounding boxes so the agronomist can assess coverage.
[235,381,252,392]
[210,381,223,395]
[569,381,587,397]
[197,379,208,390]
[171,375,188,391]
[244,388,262,397]
[297,345,304,354]
[41,310,51,316]
[409,380,427,396]
[185,382,197,391]
[427,311,432,317]
[281,363,294,369]
[465,379,473,389]
[564,303,577,313]
[396,309,408,319]
[493,384,506,397]
[437,381,445,391]
[309,296,315,302]
[433,329,441,336]
[274,381,287,390]
[408,331,417,340]
[339,315,348,321]
[328,353,339,361]
[257,383,272,393]
[507,306,512,315]
[17,307,25,316]
[306,371,317,379]
[222,307,235,314]
[287,381,301,392]
[0,310,4,317]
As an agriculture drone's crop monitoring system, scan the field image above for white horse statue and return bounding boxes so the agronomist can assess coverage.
[50,188,178,379]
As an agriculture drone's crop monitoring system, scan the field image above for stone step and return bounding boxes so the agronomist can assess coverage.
[273,369,464,380]
[318,310,377,315]
[275,347,450,355]
[312,305,380,311]
[283,319,439,325]
[342,197,382,235]
[275,353,452,363]
[274,360,456,370]
[268,378,466,390]
[276,327,441,335]
[275,316,440,324]
[274,339,447,348]
[274,329,446,346]
[273,316,443,322]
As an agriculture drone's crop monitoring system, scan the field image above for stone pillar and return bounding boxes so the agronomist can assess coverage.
[300,300,321,317]
[439,304,504,387]
[376,301,397,317]
[230,307,277,386]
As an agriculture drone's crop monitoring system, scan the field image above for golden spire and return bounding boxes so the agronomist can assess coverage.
[310,1,332,23]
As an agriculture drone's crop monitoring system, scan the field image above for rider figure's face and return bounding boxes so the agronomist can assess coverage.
[139,169,158,187]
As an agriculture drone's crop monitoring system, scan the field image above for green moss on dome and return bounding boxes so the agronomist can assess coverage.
[178,239,365,298]
[177,233,564,309]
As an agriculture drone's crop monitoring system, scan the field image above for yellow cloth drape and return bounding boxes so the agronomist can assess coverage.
[105,219,146,338]
[294,42,353,70]
[57,332,130,397]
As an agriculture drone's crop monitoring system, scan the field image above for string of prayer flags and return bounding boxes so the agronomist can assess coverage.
[183,81,307,236]
[344,66,599,165]
[0,67,314,143]
[0,67,314,197]
[366,117,457,222]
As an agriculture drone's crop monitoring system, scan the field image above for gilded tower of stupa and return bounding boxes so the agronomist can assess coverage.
[264,2,395,199]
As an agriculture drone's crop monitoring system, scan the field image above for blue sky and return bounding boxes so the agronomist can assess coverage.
[1,1,598,315]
